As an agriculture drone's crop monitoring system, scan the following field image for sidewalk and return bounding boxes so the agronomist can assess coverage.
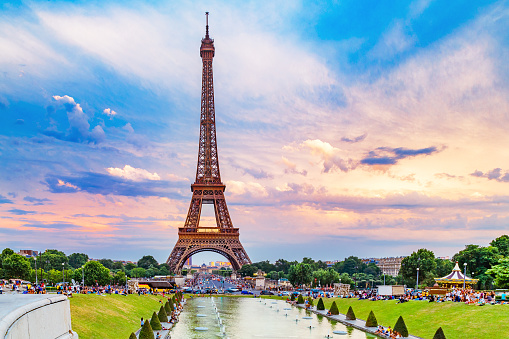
[295,303,423,339]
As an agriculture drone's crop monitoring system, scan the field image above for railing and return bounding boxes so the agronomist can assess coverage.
[178,227,239,234]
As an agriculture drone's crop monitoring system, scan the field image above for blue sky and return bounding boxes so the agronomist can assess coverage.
[1,0,509,265]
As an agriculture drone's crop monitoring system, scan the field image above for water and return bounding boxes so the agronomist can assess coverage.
[170,297,376,338]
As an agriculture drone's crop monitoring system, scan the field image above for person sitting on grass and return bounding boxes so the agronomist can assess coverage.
[156,332,161,339]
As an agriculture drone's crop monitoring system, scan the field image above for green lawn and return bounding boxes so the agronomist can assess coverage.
[70,293,168,339]
[320,298,509,339]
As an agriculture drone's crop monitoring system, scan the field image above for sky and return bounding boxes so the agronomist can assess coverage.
[1,0,509,265]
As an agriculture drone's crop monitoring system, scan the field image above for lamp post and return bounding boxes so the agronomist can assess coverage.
[82,265,85,287]
[382,263,385,285]
[34,256,38,285]
[416,267,420,290]
[62,263,65,289]
[463,263,467,289]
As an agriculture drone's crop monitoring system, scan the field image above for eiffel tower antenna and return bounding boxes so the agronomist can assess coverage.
[166,13,251,273]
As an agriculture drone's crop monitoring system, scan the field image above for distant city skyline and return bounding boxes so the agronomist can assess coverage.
[1,1,509,264]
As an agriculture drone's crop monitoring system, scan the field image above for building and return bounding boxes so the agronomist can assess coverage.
[18,250,39,257]
[362,257,405,277]
[210,261,232,268]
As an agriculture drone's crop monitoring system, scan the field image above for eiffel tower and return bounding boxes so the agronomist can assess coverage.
[166,13,251,273]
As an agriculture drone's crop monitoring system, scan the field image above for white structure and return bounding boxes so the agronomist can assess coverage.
[174,275,185,288]
[0,294,78,339]
[377,285,405,296]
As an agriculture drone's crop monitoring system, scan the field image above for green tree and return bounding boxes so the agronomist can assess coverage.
[346,306,356,320]
[158,263,170,276]
[307,296,313,306]
[158,305,168,323]
[486,257,509,288]
[150,311,162,330]
[329,301,339,315]
[130,267,147,278]
[400,248,436,287]
[112,261,124,270]
[317,298,325,310]
[364,263,381,276]
[394,316,409,337]
[83,261,111,285]
[333,256,367,275]
[433,327,446,339]
[139,320,154,339]
[98,259,114,269]
[339,273,354,288]
[125,262,137,271]
[288,263,313,287]
[2,253,31,279]
[129,332,137,339]
[297,294,304,304]
[312,268,340,286]
[453,244,500,289]
[38,250,68,271]
[113,270,127,285]
[137,256,159,269]
[490,235,509,257]
[68,253,89,269]
[275,259,296,274]
[238,264,258,277]
[435,258,454,278]
[365,310,378,327]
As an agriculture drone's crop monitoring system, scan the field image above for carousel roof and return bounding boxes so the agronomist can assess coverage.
[434,262,478,283]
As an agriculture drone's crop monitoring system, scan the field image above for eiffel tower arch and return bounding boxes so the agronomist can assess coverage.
[166,13,251,274]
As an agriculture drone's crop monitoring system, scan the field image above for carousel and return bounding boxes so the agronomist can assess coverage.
[434,261,478,289]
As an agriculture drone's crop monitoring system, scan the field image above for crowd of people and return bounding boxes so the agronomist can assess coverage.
[375,325,403,338]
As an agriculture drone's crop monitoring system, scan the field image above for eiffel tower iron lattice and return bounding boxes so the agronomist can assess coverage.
[166,13,251,273]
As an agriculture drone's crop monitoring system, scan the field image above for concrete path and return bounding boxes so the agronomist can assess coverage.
[295,303,423,339]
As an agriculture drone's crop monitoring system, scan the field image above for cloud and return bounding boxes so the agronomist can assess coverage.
[44,172,186,198]
[8,208,36,215]
[301,139,356,173]
[106,165,161,181]
[281,156,307,176]
[341,133,367,143]
[103,108,117,119]
[15,119,24,125]
[0,194,13,204]
[360,146,439,165]
[23,196,51,205]
[48,95,105,144]
[471,168,509,182]
[368,20,416,60]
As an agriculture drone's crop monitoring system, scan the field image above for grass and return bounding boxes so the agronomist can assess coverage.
[70,293,509,338]
[70,293,169,339]
[321,298,509,339]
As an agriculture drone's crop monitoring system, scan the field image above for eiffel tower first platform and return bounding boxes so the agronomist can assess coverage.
[166,13,251,273]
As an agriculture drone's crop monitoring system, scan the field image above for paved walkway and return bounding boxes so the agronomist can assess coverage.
[295,303,423,339]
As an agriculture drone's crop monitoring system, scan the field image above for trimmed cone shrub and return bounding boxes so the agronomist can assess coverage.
[150,311,162,330]
[139,320,154,339]
[329,301,339,315]
[129,332,137,339]
[291,294,295,301]
[158,305,168,323]
[394,316,409,337]
[317,298,325,310]
[433,327,446,339]
[297,294,305,304]
[346,306,356,320]
[164,301,171,314]
[307,296,314,306]
[365,310,378,327]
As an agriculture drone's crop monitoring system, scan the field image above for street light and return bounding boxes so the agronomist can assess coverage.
[463,263,467,289]
[416,267,420,290]
[34,256,38,285]
[62,263,65,290]
[82,265,85,287]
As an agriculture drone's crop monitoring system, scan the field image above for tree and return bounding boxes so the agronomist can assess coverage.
[112,261,124,270]
[158,306,168,323]
[317,298,325,310]
[125,262,137,271]
[158,263,170,276]
[486,257,509,288]
[339,273,354,288]
[334,256,367,275]
[365,310,378,327]
[307,296,314,306]
[0,248,15,265]
[288,263,313,287]
[346,306,356,320]
[238,264,258,277]
[129,332,137,339]
[400,248,436,287]
[130,267,147,278]
[453,244,500,289]
[2,253,31,279]
[83,261,111,285]
[275,259,295,274]
[113,270,127,285]
[394,316,408,337]
[139,320,154,339]
[137,255,158,270]
[433,327,446,339]
[98,259,114,269]
[68,253,89,269]
[38,250,68,271]
[329,301,339,315]
[150,311,162,330]
[491,235,509,257]
[312,268,340,286]
[297,294,304,304]
[435,258,454,278]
